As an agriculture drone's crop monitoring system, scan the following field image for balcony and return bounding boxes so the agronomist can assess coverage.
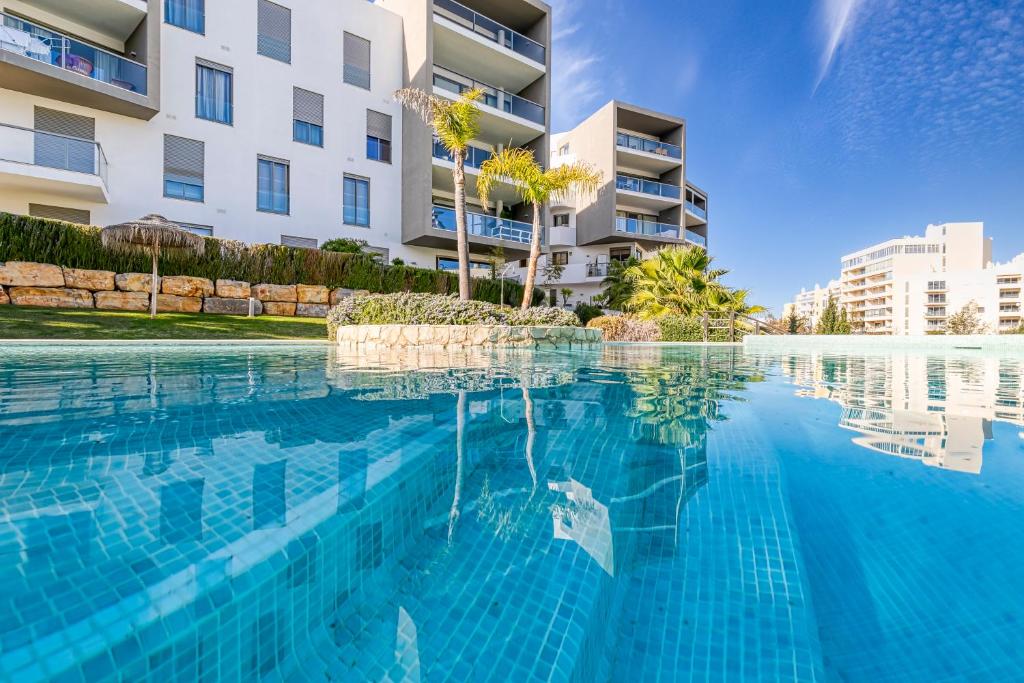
[0,122,108,202]
[18,0,147,40]
[431,138,522,205]
[433,0,546,93]
[615,131,681,174]
[586,262,610,278]
[685,184,708,227]
[0,11,155,119]
[433,65,544,146]
[432,205,537,247]
[615,174,681,212]
[685,229,707,249]
[615,217,680,241]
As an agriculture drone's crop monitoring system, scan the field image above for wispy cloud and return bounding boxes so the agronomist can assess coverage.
[547,0,610,130]
[814,0,864,91]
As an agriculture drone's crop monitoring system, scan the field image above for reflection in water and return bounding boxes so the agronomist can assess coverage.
[779,350,1024,475]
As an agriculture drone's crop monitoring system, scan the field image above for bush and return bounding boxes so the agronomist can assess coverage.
[586,315,659,342]
[573,303,604,325]
[327,292,581,339]
[0,213,542,305]
[321,237,367,254]
[657,315,704,342]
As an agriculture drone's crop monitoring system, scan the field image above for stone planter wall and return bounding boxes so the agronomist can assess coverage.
[337,324,603,349]
[0,261,367,318]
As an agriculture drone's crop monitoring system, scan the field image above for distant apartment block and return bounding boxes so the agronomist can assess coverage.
[0,0,551,273]
[514,101,709,307]
[783,280,841,331]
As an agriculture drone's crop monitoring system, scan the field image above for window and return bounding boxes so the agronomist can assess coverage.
[293,88,324,146]
[163,135,204,202]
[553,214,570,227]
[257,0,291,62]
[196,60,233,124]
[558,144,570,155]
[551,251,569,266]
[257,157,289,214]
[343,175,370,226]
[281,235,317,249]
[177,222,213,236]
[366,110,392,163]
[29,204,89,225]
[166,0,204,33]
[343,32,371,89]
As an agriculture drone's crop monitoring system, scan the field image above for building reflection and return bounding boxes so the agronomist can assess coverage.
[782,352,1024,474]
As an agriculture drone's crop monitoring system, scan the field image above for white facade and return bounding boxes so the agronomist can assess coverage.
[0,0,552,274]
[784,279,841,331]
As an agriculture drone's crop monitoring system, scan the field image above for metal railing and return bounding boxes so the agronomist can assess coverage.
[433,0,546,65]
[615,132,681,159]
[433,65,545,125]
[616,174,681,200]
[615,217,680,239]
[0,122,108,187]
[431,205,538,246]
[1,12,147,95]
[587,262,610,278]
[431,137,492,169]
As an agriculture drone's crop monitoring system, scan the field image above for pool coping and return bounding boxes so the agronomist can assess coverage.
[0,339,333,346]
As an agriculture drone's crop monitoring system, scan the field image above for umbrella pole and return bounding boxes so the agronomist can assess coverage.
[150,248,158,318]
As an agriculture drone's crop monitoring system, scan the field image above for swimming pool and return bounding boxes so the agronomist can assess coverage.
[0,344,1021,682]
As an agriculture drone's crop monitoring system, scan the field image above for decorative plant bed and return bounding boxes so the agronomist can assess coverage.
[336,324,602,349]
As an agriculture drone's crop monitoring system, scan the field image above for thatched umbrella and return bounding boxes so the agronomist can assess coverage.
[102,215,205,317]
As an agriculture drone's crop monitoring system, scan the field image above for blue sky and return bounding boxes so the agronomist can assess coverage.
[546,0,1024,313]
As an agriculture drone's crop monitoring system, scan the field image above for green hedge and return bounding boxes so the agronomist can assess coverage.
[0,213,541,305]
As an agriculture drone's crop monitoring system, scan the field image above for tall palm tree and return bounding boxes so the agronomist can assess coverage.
[624,246,731,318]
[477,147,601,309]
[395,87,483,301]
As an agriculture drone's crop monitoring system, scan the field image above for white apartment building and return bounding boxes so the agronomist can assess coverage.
[839,222,992,335]
[513,101,709,307]
[783,279,841,330]
[905,254,1024,335]
[0,0,551,272]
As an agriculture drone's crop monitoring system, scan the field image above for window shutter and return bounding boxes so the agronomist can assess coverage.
[33,107,96,173]
[257,0,291,63]
[34,107,95,140]
[293,88,324,126]
[29,204,91,224]
[343,32,371,88]
[164,134,205,185]
[366,110,391,141]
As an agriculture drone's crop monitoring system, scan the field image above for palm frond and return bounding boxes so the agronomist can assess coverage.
[477,147,543,209]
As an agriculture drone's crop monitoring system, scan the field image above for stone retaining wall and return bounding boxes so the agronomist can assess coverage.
[0,261,367,318]
[337,324,603,349]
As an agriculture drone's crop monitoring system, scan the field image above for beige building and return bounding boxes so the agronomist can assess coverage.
[839,222,992,334]
[784,280,841,330]
[513,100,709,306]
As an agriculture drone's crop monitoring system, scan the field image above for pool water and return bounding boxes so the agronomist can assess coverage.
[0,344,1022,682]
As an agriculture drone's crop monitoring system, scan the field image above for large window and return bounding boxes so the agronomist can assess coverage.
[343,32,371,89]
[166,0,204,34]
[366,110,392,163]
[196,61,233,124]
[343,175,370,226]
[163,134,204,202]
[293,88,324,146]
[257,157,289,214]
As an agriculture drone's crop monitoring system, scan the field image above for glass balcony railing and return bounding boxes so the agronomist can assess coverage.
[0,12,148,95]
[616,175,681,200]
[685,200,707,220]
[432,205,537,246]
[433,0,546,65]
[433,66,545,125]
[616,132,681,160]
[615,217,680,240]
[587,263,610,278]
[685,229,707,248]
[0,122,108,187]
[431,137,492,170]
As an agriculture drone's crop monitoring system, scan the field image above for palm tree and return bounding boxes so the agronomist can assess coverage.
[624,246,731,318]
[705,287,767,316]
[599,256,639,310]
[395,87,483,301]
[477,148,601,309]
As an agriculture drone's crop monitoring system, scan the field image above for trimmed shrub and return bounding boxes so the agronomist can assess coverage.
[586,315,659,342]
[657,315,705,342]
[327,292,581,339]
[0,213,542,305]
[573,303,604,326]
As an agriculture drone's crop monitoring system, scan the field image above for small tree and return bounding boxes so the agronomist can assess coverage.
[836,308,851,334]
[560,288,573,307]
[782,309,805,334]
[816,296,840,334]
[541,261,565,286]
[947,301,987,335]
[321,238,367,254]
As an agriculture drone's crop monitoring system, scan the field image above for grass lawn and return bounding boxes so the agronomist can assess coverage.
[0,306,328,340]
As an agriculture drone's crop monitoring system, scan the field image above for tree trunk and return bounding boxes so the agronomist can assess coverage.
[452,149,471,301]
[520,201,542,309]
[522,385,537,491]
[149,247,159,318]
[448,390,466,544]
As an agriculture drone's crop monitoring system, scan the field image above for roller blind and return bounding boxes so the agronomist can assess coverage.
[163,134,205,185]
[257,0,291,63]
[343,32,370,88]
[293,88,324,125]
[366,110,391,141]
[33,107,96,173]
[29,204,91,225]
[281,235,317,249]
